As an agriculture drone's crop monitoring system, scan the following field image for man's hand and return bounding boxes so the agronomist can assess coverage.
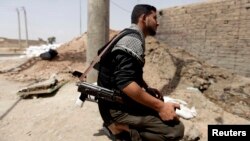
[123,82,179,121]
[158,102,180,121]
[146,87,164,101]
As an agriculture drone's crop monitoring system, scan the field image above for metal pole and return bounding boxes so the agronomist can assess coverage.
[80,0,82,35]
[87,0,110,83]
[22,7,29,48]
[16,8,21,48]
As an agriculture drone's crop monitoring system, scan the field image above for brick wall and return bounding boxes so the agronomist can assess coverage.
[156,0,250,77]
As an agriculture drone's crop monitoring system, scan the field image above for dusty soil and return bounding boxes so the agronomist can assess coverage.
[0,30,249,141]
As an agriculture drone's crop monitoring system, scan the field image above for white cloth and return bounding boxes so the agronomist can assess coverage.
[163,96,197,120]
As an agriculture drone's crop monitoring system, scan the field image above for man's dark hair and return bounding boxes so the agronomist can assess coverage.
[131,4,156,24]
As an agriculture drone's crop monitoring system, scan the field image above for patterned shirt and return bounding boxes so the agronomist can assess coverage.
[97,24,155,125]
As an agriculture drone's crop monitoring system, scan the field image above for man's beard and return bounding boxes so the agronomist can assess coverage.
[148,26,156,36]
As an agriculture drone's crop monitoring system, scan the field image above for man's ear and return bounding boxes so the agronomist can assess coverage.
[142,14,147,22]
[139,14,146,23]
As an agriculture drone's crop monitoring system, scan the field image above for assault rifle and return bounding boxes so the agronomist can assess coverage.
[73,29,140,106]
[76,81,123,104]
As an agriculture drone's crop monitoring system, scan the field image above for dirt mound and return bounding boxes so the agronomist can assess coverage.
[144,36,250,120]
[2,30,119,82]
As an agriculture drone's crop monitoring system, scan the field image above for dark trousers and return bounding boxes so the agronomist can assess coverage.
[109,109,185,141]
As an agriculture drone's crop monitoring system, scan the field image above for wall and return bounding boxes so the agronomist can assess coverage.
[0,37,47,54]
[156,0,250,77]
[0,37,47,48]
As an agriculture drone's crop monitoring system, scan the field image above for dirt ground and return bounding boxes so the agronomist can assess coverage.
[0,31,249,141]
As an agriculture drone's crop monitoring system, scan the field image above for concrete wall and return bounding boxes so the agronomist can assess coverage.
[156,0,250,77]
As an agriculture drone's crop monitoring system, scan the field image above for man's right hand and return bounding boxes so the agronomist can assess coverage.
[146,87,164,101]
[158,102,180,121]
